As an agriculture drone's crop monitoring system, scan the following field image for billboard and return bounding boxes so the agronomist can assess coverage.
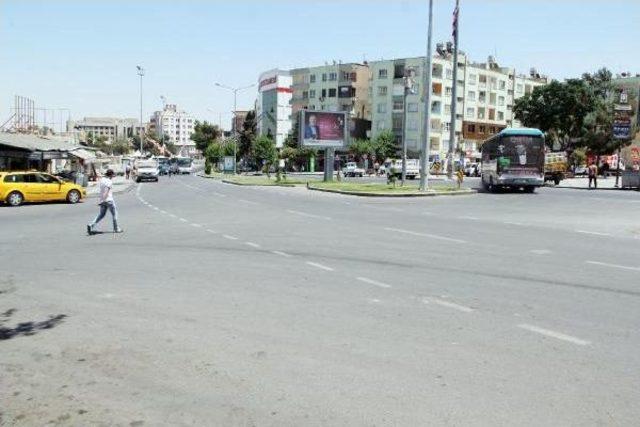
[300,110,347,148]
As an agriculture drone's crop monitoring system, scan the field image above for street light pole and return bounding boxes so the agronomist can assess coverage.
[447,0,460,180]
[419,0,434,192]
[137,65,145,155]
[214,82,256,174]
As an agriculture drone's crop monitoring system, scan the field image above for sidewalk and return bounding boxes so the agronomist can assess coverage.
[86,176,135,197]
[554,176,625,190]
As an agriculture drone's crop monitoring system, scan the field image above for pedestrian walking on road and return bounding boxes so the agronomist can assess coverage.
[87,169,123,235]
[125,164,131,180]
[588,162,598,189]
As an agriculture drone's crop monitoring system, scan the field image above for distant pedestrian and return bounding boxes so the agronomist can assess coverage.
[125,164,131,180]
[601,161,609,179]
[588,162,598,189]
[87,169,123,235]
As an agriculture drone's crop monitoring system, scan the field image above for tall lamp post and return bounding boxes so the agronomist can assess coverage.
[419,0,434,191]
[214,82,256,174]
[136,65,145,155]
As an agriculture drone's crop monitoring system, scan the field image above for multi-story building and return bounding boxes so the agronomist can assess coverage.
[66,117,145,144]
[369,53,547,161]
[150,104,196,156]
[232,110,249,134]
[290,62,370,120]
[256,69,293,148]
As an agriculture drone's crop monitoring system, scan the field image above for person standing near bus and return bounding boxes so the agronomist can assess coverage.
[588,162,598,189]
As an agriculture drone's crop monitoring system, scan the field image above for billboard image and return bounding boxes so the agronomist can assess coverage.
[300,110,347,147]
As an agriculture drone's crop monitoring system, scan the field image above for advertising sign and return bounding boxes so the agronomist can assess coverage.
[613,117,632,140]
[300,110,347,148]
[631,147,640,165]
[223,156,235,172]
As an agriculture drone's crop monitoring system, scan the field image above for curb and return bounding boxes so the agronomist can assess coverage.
[221,179,299,187]
[197,173,223,180]
[550,185,635,191]
[306,185,477,197]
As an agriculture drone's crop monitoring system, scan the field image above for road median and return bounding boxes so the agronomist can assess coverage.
[221,175,307,187]
[306,182,476,197]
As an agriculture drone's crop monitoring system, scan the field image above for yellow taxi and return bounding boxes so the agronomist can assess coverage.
[0,171,86,206]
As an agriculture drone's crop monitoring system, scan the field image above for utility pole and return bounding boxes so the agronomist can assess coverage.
[447,0,460,180]
[419,0,434,191]
[137,66,145,155]
[215,82,256,174]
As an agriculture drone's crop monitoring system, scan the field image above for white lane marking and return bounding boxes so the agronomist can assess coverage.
[575,230,611,237]
[153,207,160,211]
[383,227,466,244]
[211,191,227,198]
[238,199,259,205]
[530,249,552,255]
[422,211,435,216]
[504,221,525,226]
[425,298,474,313]
[458,215,480,221]
[585,260,640,272]
[368,298,381,304]
[206,229,217,234]
[271,250,292,257]
[305,261,335,271]
[386,207,405,213]
[356,276,392,289]
[160,210,167,214]
[518,324,591,346]
[245,242,260,248]
[286,209,331,221]
[191,223,202,228]
[179,218,188,223]
[222,234,239,240]
[169,214,177,218]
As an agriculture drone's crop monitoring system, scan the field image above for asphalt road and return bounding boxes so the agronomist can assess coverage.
[1,175,639,426]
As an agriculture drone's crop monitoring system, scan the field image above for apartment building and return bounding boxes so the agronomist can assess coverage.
[66,117,144,144]
[150,104,196,156]
[290,62,370,120]
[256,69,293,148]
[369,54,547,161]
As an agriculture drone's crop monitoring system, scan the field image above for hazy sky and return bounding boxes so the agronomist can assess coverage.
[1,0,638,131]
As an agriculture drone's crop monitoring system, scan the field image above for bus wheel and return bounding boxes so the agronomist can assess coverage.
[524,186,535,193]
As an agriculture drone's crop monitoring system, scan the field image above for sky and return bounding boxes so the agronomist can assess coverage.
[1,0,639,131]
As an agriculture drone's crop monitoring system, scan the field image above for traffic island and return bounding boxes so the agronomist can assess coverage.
[306,182,476,197]
[221,175,307,187]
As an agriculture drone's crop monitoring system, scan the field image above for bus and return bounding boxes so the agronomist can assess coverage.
[171,157,193,174]
[481,128,545,193]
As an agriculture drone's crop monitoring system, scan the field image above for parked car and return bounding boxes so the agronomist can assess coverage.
[574,165,588,176]
[0,171,86,207]
[342,162,365,177]
[464,163,481,177]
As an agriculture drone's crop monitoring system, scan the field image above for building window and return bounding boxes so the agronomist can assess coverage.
[321,89,326,98]
[445,87,452,97]
[499,80,506,90]
[498,96,505,106]
[432,65,443,78]
[479,91,486,103]
[342,72,350,81]
[498,111,505,121]
[478,107,485,119]
[322,73,327,82]
[430,119,440,131]
[489,109,496,120]
[392,116,403,131]
[309,89,316,99]
[489,93,497,105]
[490,77,497,90]
[393,96,404,111]
[378,86,388,96]
[329,72,337,81]
[516,83,523,93]
[308,74,316,83]
[377,103,387,113]
[377,121,386,130]
[466,107,475,118]
[378,69,388,79]
[444,104,451,114]
[328,88,337,97]
[442,122,451,132]
[302,91,309,99]
[394,64,405,79]
[479,125,486,134]
[467,124,476,133]
[525,84,532,94]
[468,73,476,85]
[407,102,418,112]
[431,101,441,114]
[446,68,453,79]
[408,119,418,131]
[467,91,476,101]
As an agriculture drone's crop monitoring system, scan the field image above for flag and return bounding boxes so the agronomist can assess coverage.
[452,3,459,39]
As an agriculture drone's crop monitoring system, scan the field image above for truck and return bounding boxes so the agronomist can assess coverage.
[544,152,567,185]
[133,158,159,182]
[386,159,419,180]
[342,162,365,177]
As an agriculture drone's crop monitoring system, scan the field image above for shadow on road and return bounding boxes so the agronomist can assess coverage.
[0,309,67,341]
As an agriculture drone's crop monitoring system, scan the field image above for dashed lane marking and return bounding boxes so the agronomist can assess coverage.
[575,230,611,237]
[585,260,640,272]
[286,209,332,220]
[305,261,335,271]
[530,249,552,255]
[222,234,239,240]
[503,221,525,226]
[245,242,260,248]
[271,250,292,257]
[206,229,217,234]
[191,223,203,228]
[238,199,259,205]
[356,277,392,289]
[179,218,188,223]
[384,227,466,244]
[518,323,591,346]
[425,298,474,313]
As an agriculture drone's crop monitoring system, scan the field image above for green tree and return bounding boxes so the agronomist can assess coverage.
[254,135,277,175]
[238,110,257,161]
[348,139,373,162]
[191,121,222,153]
[110,138,132,155]
[371,130,397,160]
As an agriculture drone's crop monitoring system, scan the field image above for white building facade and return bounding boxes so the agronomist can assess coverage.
[256,69,292,148]
[151,104,196,156]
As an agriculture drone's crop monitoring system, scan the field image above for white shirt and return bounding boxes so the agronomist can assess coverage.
[98,177,114,204]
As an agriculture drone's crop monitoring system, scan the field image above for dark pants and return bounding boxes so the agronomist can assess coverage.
[588,175,597,188]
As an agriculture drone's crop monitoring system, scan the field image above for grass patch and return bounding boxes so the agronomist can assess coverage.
[309,181,463,193]
[223,174,307,186]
